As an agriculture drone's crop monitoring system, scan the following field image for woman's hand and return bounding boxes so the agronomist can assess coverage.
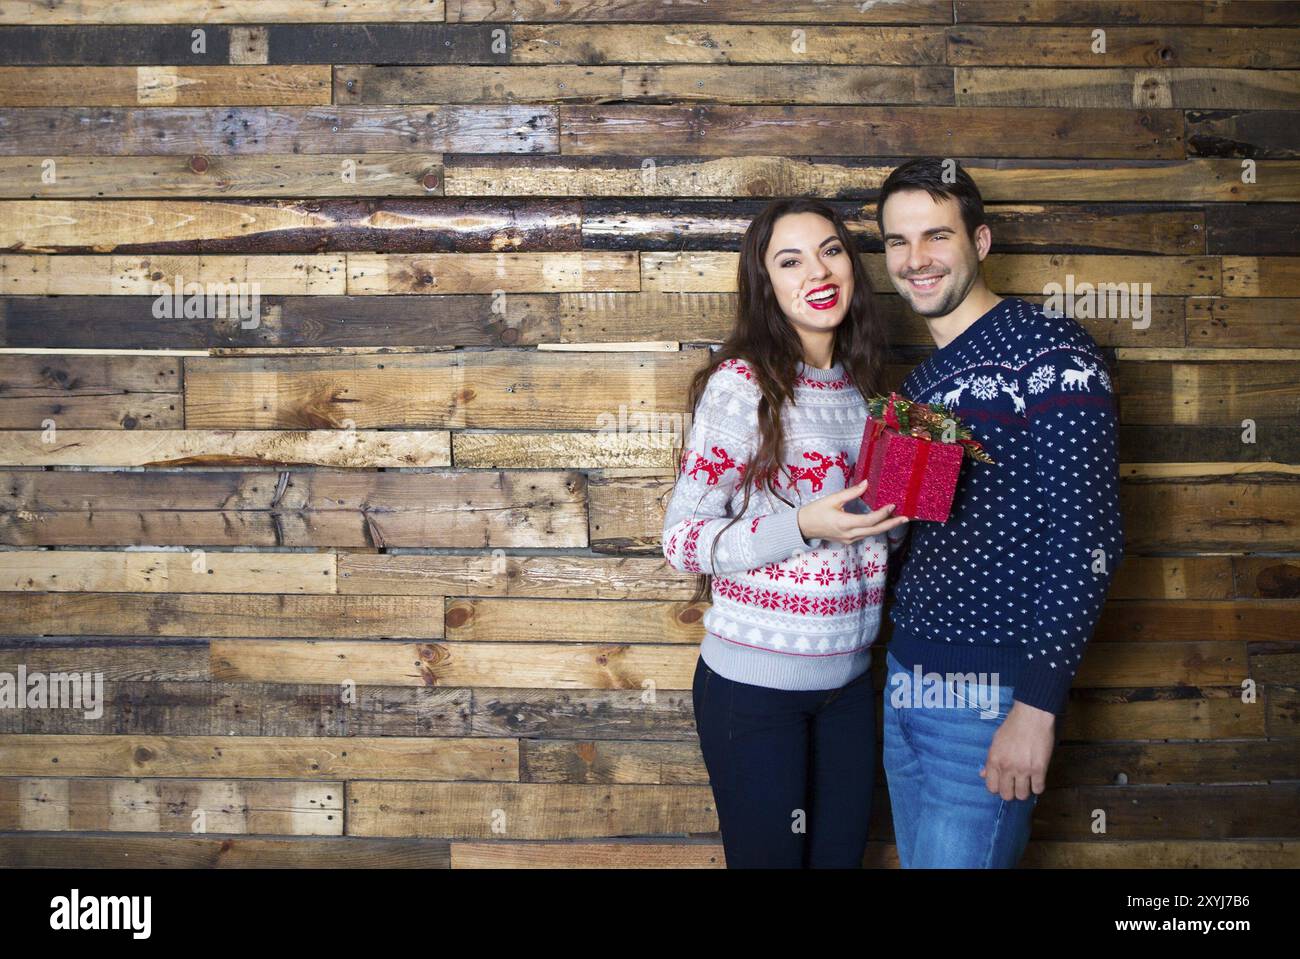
[797,479,910,545]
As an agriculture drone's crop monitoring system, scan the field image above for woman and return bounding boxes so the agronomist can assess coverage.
[662,198,909,868]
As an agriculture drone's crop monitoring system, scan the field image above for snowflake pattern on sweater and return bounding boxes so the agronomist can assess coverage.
[662,357,906,691]
[889,296,1125,716]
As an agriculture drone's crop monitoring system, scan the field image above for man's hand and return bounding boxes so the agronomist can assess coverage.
[980,701,1056,801]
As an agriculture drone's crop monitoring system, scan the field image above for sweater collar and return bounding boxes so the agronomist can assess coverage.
[796,359,845,382]
[933,296,1015,358]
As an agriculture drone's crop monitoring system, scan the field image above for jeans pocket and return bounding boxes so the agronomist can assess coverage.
[952,679,1014,722]
[692,656,709,726]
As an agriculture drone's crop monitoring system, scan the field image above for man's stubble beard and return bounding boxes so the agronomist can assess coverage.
[898,266,977,319]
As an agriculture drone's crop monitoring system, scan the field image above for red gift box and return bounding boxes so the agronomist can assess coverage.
[848,404,970,523]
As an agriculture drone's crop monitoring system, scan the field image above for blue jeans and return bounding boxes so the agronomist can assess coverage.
[882,650,1038,868]
[691,654,875,868]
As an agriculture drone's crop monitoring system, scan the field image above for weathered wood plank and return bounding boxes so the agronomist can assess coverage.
[0,199,583,254]
[339,553,694,600]
[514,24,946,64]
[1117,426,1298,464]
[451,839,723,868]
[0,352,181,393]
[1116,361,1300,427]
[1104,556,1234,600]
[955,1,1300,26]
[521,739,703,784]
[1222,257,1300,296]
[1120,475,1300,551]
[0,25,504,65]
[1234,557,1300,599]
[347,252,639,294]
[182,349,705,430]
[0,107,555,155]
[1021,840,1300,868]
[338,63,955,105]
[0,25,234,64]
[0,777,341,834]
[0,352,182,429]
[1267,684,1298,738]
[1031,784,1300,839]
[0,644,209,682]
[0,429,452,468]
[348,780,715,838]
[1,593,445,639]
[1250,642,1300,684]
[1064,686,1264,740]
[0,66,332,107]
[0,470,589,548]
[1,254,345,294]
[0,679,473,738]
[0,154,444,199]
[0,549,335,594]
[1187,110,1300,159]
[0,1,449,23]
[210,639,692,688]
[948,26,1300,68]
[1077,642,1249,688]
[0,835,452,868]
[465,685,716,740]
[1095,600,1298,643]
[560,105,1184,159]
[445,598,705,644]
[0,294,554,350]
[450,0,954,23]
[1187,298,1300,348]
[1115,349,1300,362]
[1206,204,1300,256]
[0,734,512,780]
[453,431,679,469]
[955,67,1300,109]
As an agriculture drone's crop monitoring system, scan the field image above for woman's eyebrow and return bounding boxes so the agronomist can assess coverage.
[771,235,840,258]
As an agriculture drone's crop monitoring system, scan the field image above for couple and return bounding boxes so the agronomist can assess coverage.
[662,157,1124,868]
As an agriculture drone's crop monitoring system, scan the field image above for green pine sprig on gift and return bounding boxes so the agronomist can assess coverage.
[866,392,996,465]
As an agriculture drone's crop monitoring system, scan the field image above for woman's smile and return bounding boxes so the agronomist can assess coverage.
[804,283,840,310]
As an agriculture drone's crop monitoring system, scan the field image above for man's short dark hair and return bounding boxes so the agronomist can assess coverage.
[876,158,985,239]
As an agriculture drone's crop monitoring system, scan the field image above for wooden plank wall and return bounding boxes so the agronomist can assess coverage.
[0,0,1296,869]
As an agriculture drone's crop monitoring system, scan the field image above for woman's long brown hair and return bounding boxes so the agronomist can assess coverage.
[683,198,889,604]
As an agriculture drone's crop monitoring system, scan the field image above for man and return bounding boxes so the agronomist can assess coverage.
[876,157,1124,868]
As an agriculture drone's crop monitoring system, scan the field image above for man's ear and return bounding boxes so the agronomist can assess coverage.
[973,224,993,262]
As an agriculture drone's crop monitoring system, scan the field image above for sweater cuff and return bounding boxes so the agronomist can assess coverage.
[1012,662,1071,717]
[750,506,812,567]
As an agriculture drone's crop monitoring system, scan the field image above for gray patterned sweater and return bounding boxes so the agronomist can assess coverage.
[663,356,905,690]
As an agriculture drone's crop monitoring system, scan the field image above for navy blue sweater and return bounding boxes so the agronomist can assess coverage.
[888,296,1124,716]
